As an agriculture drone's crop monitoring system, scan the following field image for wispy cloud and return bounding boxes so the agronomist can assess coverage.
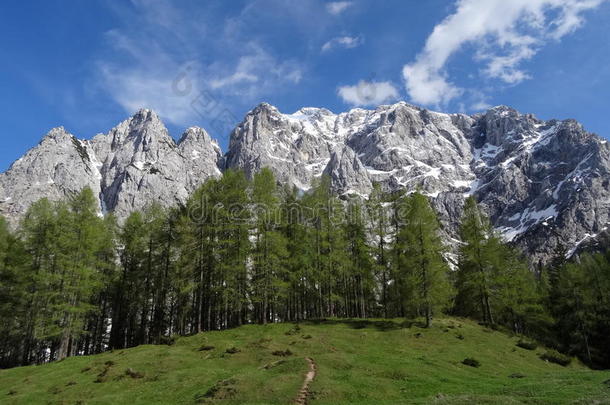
[326,1,353,15]
[321,35,363,52]
[209,43,303,97]
[403,0,605,107]
[338,80,400,106]
[93,0,306,128]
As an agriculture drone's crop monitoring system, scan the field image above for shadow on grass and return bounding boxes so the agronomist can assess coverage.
[301,318,420,331]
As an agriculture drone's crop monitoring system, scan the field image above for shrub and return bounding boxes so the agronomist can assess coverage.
[196,378,238,402]
[125,368,144,379]
[381,369,408,381]
[516,340,537,350]
[540,350,571,366]
[285,324,301,335]
[271,349,293,357]
[159,335,176,346]
[462,358,481,368]
[95,362,114,383]
[248,338,272,348]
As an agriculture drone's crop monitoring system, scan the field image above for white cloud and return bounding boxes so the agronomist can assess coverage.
[403,0,605,106]
[209,44,303,97]
[471,100,492,111]
[338,80,400,106]
[94,0,306,127]
[98,62,203,126]
[326,1,353,15]
[96,27,204,126]
[321,35,363,52]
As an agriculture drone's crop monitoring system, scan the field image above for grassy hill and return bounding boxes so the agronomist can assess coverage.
[1,317,609,405]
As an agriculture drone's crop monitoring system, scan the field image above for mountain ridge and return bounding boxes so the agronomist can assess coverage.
[1,102,609,264]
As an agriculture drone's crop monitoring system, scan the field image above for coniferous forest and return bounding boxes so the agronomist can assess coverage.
[0,168,609,370]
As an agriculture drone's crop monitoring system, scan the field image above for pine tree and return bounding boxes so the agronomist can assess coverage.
[180,177,221,333]
[19,197,59,364]
[344,199,374,318]
[215,169,251,328]
[279,185,312,321]
[394,192,452,327]
[149,208,178,343]
[455,196,497,325]
[54,188,109,360]
[252,168,287,324]
[492,241,548,336]
[552,251,610,366]
[456,197,547,334]
[387,189,408,317]
[81,214,118,355]
[301,176,350,319]
[172,209,198,335]
[110,210,147,348]
[367,183,390,317]
[0,216,29,367]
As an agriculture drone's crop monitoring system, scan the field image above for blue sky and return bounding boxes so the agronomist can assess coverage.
[1,0,609,171]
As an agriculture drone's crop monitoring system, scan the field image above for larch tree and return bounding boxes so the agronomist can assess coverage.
[394,192,452,327]
[54,188,109,360]
[252,168,287,324]
[367,183,390,317]
[454,196,497,325]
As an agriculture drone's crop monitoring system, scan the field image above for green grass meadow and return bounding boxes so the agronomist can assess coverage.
[1,317,609,404]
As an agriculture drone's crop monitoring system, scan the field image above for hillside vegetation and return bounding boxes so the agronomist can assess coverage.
[1,317,609,405]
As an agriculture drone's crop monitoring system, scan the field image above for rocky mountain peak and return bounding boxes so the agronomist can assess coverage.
[41,126,73,143]
[179,126,208,143]
[1,102,610,265]
[478,106,539,147]
[0,109,223,225]
[249,102,281,117]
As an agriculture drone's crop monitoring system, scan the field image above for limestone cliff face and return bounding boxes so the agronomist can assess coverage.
[0,109,222,225]
[2,103,609,264]
[224,103,610,264]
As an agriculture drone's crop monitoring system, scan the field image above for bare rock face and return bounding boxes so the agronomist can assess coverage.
[225,102,477,197]
[89,109,222,220]
[0,109,222,226]
[223,103,343,190]
[470,108,610,265]
[0,127,102,225]
[225,103,610,264]
[323,145,372,196]
[1,102,610,265]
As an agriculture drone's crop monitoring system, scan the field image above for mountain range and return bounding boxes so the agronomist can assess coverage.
[1,102,609,265]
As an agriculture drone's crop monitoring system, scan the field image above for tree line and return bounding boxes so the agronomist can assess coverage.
[0,168,608,368]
